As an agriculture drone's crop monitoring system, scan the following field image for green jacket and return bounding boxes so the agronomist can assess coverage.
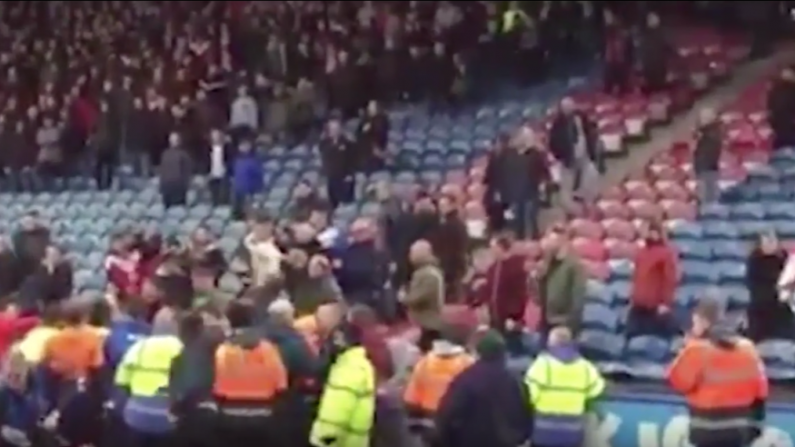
[541,254,587,334]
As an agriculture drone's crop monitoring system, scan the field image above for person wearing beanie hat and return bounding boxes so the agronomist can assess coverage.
[435,329,532,447]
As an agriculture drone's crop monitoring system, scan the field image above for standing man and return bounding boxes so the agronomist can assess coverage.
[319,119,356,209]
[159,133,193,208]
[548,98,600,213]
[693,108,722,205]
[667,298,768,447]
[231,140,264,220]
[207,129,232,206]
[400,240,445,353]
[524,326,604,447]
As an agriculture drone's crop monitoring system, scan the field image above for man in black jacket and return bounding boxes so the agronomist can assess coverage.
[548,98,600,212]
[694,108,722,205]
[319,119,356,209]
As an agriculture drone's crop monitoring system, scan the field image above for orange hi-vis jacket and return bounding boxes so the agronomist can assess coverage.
[214,339,288,402]
[43,325,105,380]
[404,351,474,415]
[667,336,768,446]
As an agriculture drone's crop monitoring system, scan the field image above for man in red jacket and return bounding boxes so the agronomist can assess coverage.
[471,233,530,329]
[628,222,680,338]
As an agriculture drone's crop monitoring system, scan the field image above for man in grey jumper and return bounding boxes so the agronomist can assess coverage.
[158,132,192,208]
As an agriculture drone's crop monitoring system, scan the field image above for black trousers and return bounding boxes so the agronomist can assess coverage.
[326,175,355,209]
[208,177,229,205]
[95,156,116,190]
[161,184,188,208]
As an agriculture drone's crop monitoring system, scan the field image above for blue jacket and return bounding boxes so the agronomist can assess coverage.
[336,241,387,300]
[436,357,533,447]
[0,386,41,444]
[105,317,152,370]
[232,152,264,196]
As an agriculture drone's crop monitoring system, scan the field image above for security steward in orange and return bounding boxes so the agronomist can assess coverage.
[404,325,474,439]
[667,298,768,447]
[213,300,289,447]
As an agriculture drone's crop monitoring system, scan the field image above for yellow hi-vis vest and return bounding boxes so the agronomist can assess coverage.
[524,353,605,415]
[114,335,183,396]
[310,347,375,447]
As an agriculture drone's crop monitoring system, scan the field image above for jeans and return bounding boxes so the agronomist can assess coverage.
[697,171,720,204]
[510,198,540,240]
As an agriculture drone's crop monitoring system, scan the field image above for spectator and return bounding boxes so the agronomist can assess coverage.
[432,195,468,301]
[435,330,532,447]
[319,119,356,208]
[693,107,722,204]
[186,227,227,282]
[355,100,390,173]
[231,140,264,220]
[207,129,233,206]
[627,222,680,338]
[638,13,672,94]
[35,115,63,189]
[549,97,600,212]
[0,238,21,300]
[4,120,28,192]
[229,86,259,145]
[401,240,445,352]
[746,231,791,341]
[91,101,118,190]
[336,219,389,316]
[261,297,318,383]
[493,128,549,239]
[158,133,193,208]
[483,135,510,232]
[13,211,51,281]
[105,232,142,298]
[602,10,633,95]
[474,233,530,329]
[538,236,586,336]
[347,304,394,382]
[19,245,73,311]
[283,250,342,317]
[231,211,282,288]
[289,180,328,222]
[264,82,291,144]
[288,79,319,144]
[767,67,795,150]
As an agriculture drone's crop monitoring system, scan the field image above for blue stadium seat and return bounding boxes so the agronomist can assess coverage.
[582,304,620,332]
[625,336,670,363]
[579,330,625,361]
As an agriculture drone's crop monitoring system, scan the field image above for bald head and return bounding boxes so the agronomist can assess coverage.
[409,239,434,264]
[699,108,716,125]
[548,326,573,346]
[560,97,576,114]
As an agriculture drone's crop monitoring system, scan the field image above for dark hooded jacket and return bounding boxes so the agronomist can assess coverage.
[435,354,532,447]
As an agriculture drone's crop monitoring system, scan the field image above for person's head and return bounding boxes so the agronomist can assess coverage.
[250,212,274,239]
[88,299,112,327]
[490,231,515,256]
[308,255,331,278]
[757,231,779,254]
[645,221,665,244]
[782,67,795,81]
[699,107,716,126]
[191,226,213,247]
[646,12,660,28]
[61,299,88,326]
[44,244,63,267]
[226,299,255,329]
[237,85,248,97]
[326,119,342,137]
[349,218,375,243]
[366,100,379,116]
[433,41,445,55]
[438,195,457,215]
[473,329,506,360]
[691,295,722,337]
[169,132,180,147]
[20,211,40,230]
[177,311,205,342]
[291,222,317,245]
[210,129,224,145]
[316,302,343,333]
[413,194,436,214]
[347,304,379,328]
[547,326,573,347]
[39,302,62,326]
[560,97,576,115]
[267,297,296,325]
[294,180,313,198]
[409,239,434,265]
[308,208,329,230]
